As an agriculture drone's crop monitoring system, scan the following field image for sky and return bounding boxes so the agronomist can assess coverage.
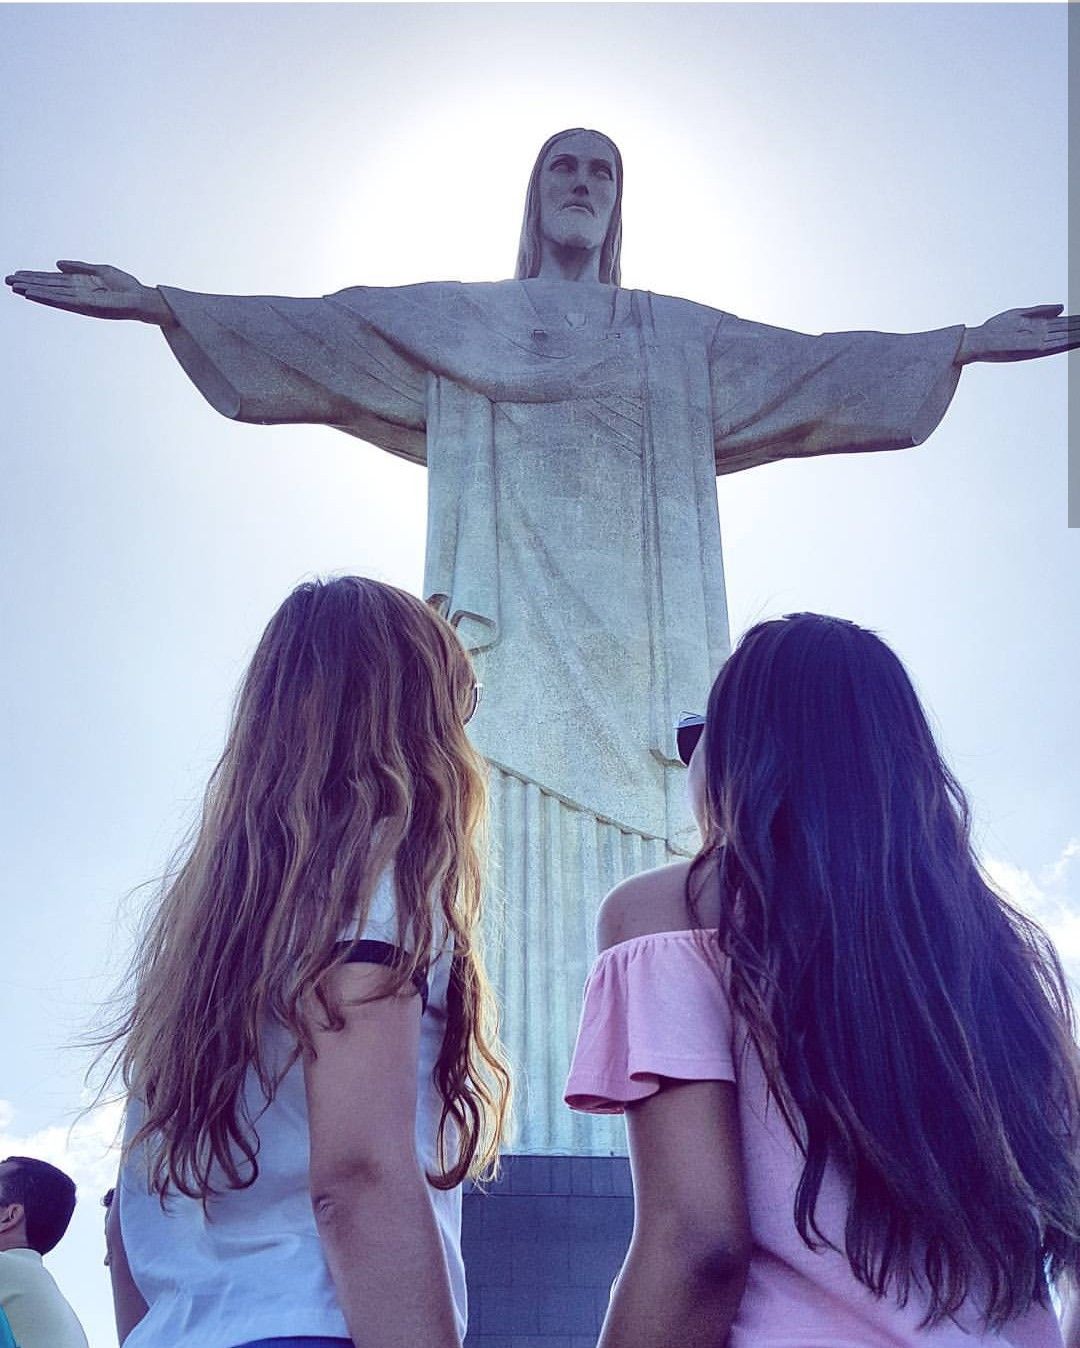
[0,3,1075,1343]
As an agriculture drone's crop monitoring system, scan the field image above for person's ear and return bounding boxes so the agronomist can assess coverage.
[0,1201,24,1234]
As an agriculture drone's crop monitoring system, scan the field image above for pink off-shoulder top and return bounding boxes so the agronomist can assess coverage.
[565,930,1063,1348]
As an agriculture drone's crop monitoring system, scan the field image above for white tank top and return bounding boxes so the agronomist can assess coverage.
[118,871,465,1347]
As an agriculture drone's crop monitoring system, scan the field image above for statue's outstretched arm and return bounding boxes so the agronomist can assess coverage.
[5,261,175,326]
[710,299,1076,476]
[5,268,429,457]
[957,305,1080,363]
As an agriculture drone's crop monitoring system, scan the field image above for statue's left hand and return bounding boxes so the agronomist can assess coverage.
[958,305,1080,363]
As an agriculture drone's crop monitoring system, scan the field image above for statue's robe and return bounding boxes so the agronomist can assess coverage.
[160,279,963,1152]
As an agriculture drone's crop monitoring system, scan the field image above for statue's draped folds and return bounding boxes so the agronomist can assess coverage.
[160,279,963,1151]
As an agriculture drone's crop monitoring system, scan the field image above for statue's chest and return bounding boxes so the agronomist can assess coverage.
[515,285,639,364]
[507,316,644,402]
[497,391,646,466]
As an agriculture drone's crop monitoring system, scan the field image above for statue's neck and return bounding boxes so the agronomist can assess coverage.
[536,239,602,283]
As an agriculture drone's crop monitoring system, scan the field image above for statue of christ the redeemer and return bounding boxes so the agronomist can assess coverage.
[8,128,1077,1155]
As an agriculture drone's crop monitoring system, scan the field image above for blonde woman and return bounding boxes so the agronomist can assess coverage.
[98,577,510,1348]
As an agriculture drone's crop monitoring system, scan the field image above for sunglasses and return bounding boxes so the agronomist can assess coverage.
[676,713,705,766]
[464,682,483,726]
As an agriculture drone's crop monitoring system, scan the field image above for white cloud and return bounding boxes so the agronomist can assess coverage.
[1042,839,1080,893]
[983,838,1080,992]
[0,1097,122,1199]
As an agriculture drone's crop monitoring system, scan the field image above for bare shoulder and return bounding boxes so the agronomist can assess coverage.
[595,860,701,953]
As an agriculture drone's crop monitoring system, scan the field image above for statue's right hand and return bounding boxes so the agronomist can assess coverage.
[4,260,171,324]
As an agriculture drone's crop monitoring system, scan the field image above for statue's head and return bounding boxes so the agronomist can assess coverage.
[515,128,623,285]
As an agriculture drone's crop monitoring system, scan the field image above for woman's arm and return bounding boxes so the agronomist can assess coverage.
[105,1182,149,1344]
[588,866,749,1347]
[303,962,461,1348]
[598,1078,750,1348]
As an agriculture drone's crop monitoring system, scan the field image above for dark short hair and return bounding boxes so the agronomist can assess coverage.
[0,1156,77,1254]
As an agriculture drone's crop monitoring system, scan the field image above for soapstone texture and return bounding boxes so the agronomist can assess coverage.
[461,1154,634,1345]
[157,277,965,1152]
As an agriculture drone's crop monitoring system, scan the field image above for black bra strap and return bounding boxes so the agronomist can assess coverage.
[338,939,429,1013]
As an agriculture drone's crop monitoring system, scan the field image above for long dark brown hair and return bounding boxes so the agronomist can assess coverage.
[515,127,624,284]
[94,576,511,1199]
[688,612,1080,1327]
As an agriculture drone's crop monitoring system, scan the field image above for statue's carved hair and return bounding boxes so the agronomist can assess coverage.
[92,576,510,1199]
[688,612,1080,1327]
[515,128,623,285]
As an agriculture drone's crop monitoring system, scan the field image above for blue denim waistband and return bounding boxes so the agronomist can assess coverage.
[232,1339,353,1348]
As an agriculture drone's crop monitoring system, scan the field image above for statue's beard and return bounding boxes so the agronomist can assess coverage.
[545,223,602,255]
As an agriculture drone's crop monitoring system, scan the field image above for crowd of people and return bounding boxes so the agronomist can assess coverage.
[4,577,1078,1348]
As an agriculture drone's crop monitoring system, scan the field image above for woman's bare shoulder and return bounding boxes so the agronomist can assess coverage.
[596,858,717,953]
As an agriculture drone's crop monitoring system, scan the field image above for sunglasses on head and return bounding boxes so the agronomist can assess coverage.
[464,682,483,726]
[676,713,705,766]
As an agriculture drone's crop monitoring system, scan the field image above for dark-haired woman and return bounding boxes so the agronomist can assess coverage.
[566,613,1079,1347]
[99,577,510,1348]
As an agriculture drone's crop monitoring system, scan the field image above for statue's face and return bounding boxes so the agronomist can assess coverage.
[537,130,617,256]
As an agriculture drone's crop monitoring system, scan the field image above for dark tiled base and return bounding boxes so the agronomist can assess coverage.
[462,1154,633,1346]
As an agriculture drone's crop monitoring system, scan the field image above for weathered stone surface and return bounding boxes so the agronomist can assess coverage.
[462,1155,633,1345]
[5,131,968,1155]
[156,271,963,1151]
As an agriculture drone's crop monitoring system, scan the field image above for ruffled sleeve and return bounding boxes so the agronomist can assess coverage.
[564,930,736,1114]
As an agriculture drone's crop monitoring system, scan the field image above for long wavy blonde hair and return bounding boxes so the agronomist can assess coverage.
[95,576,510,1199]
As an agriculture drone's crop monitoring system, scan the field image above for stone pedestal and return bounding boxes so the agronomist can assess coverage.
[462,1155,633,1346]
